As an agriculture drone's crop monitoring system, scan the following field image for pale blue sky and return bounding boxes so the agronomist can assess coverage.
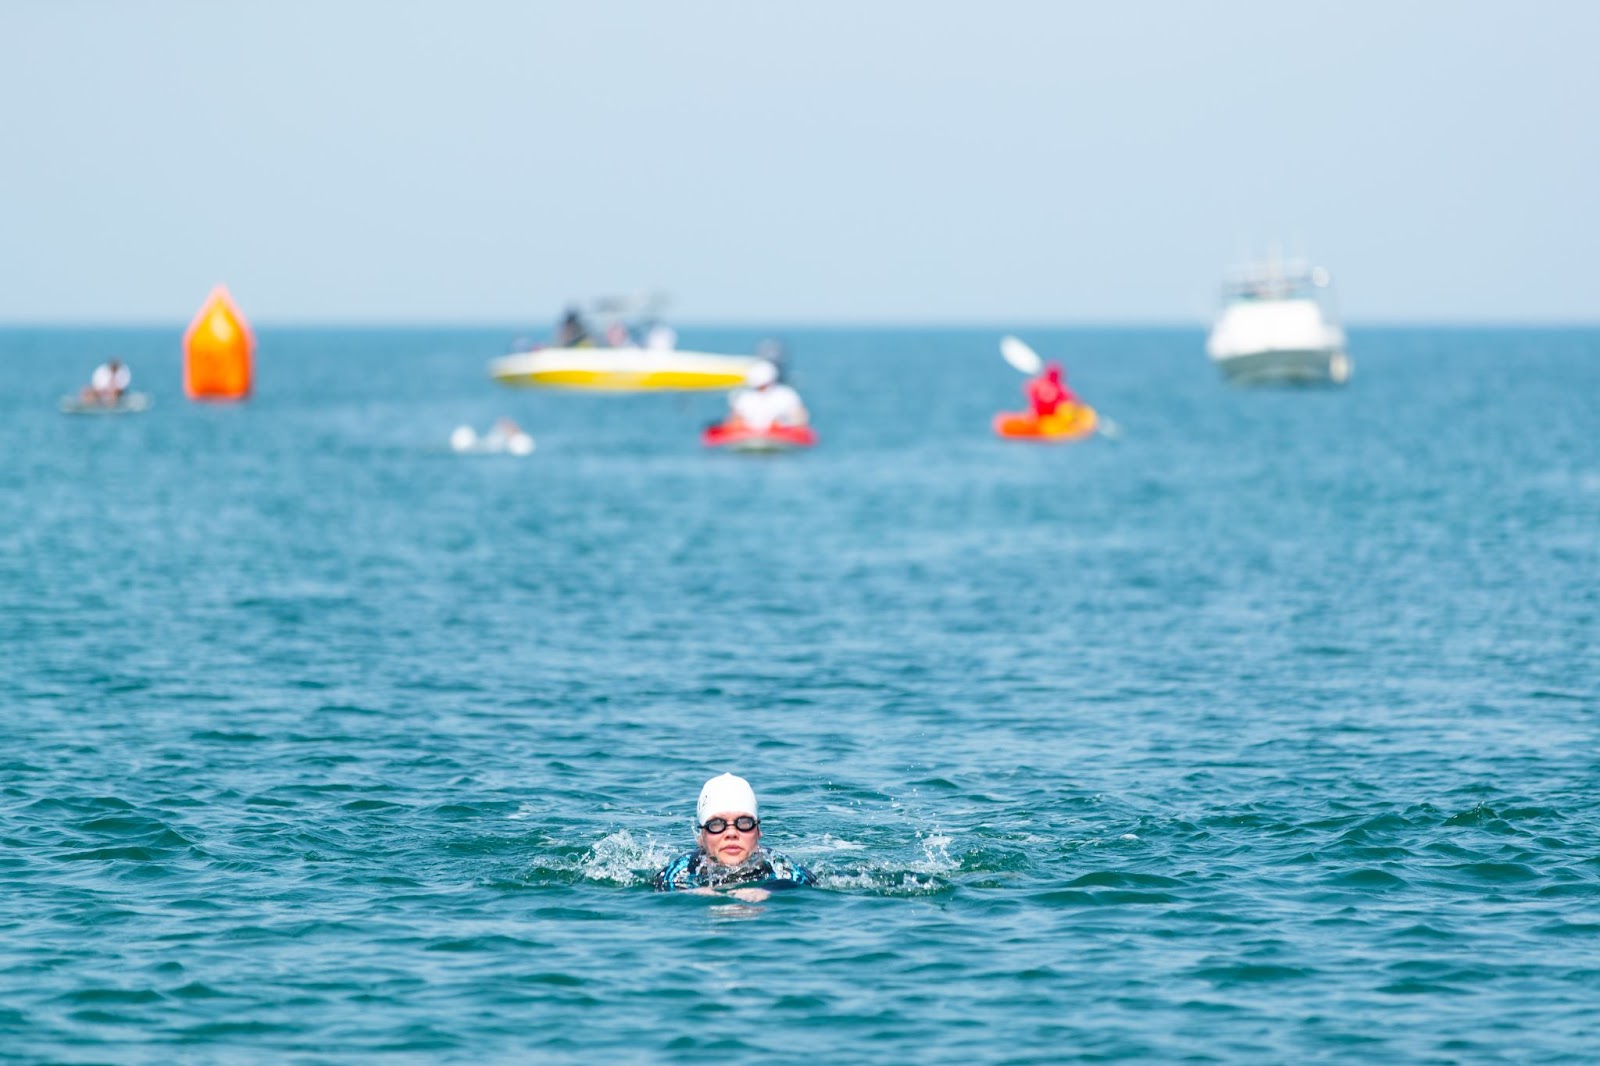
[2,1,1595,324]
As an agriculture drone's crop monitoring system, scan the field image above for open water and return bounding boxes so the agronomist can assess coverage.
[2,325,1597,1064]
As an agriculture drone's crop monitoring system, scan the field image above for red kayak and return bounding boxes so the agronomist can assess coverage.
[702,421,818,452]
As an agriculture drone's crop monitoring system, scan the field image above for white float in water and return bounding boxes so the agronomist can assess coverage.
[450,421,534,456]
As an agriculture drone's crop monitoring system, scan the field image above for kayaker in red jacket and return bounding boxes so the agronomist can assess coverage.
[1027,362,1079,417]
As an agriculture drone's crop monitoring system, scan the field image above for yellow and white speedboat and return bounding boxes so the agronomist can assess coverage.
[489,346,763,392]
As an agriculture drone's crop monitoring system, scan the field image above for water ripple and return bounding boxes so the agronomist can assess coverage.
[3,326,1598,1063]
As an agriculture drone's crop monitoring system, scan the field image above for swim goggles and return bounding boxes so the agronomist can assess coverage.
[700,816,758,834]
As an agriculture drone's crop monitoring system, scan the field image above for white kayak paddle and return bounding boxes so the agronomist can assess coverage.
[999,334,1043,375]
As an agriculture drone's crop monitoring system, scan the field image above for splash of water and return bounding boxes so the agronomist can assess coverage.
[579,829,675,886]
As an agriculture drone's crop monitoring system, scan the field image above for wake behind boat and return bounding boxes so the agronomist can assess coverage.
[1206,258,1351,385]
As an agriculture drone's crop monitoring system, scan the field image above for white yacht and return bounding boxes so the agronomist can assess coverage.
[1205,258,1351,385]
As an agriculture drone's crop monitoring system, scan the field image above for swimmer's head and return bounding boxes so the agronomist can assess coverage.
[698,773,758,825]
[697,773,761,865]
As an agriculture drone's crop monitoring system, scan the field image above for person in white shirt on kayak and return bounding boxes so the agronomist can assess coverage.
[726,360,808,432]
[80,359,132,406]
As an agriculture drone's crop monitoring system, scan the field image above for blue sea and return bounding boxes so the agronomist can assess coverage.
[2,325,1597,1064]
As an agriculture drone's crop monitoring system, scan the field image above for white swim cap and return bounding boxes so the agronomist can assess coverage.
[697,773,758,824]
[744,361,778,388]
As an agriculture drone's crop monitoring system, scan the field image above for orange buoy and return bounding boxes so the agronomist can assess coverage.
[183,285,254,401]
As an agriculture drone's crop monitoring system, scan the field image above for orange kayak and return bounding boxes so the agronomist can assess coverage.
[993,403,1098,441]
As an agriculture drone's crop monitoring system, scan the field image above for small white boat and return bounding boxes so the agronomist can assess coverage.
[1206,258,1351,385]
[489,347,762,392]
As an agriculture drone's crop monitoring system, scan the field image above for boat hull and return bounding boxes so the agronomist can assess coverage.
[490,348,762,392]
[1211,348,1352,386]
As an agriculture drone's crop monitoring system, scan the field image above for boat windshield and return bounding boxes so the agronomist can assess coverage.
[1221,261,1331,302]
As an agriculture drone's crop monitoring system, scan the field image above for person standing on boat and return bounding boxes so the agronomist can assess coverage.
[80,359,131,406]
[645,322,677,351]
[727,361,808,432]
[1026,362,1078,418]
[654,773,813,896]
[604,319,635,348]
[555,306,591,348]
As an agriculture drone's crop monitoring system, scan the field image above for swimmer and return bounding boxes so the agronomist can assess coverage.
[654,772,813,898]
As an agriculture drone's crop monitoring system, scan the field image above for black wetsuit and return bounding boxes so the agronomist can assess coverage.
[653,847,813,892]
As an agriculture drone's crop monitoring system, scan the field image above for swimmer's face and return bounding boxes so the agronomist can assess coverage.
[699,810,760,866]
